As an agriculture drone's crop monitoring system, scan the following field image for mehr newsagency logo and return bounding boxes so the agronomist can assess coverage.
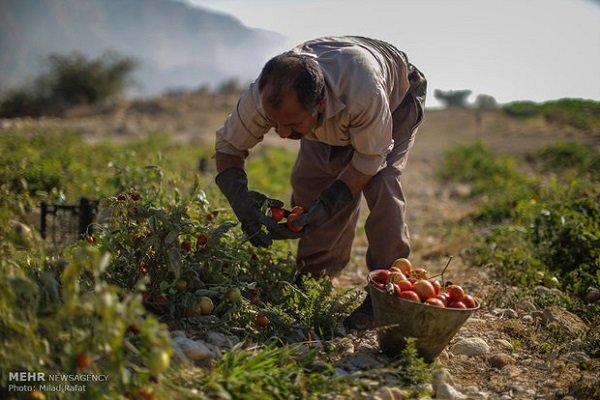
[7,371,109,394]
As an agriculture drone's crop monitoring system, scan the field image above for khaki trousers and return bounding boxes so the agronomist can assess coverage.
[291,66,426,277]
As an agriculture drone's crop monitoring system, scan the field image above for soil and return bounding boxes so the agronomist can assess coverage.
[3,91,598,399]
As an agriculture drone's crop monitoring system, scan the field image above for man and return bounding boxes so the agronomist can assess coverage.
[214,36,426,330]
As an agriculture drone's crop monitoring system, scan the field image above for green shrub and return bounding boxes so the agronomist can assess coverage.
[0,51,137,117]
[501,98,600,131]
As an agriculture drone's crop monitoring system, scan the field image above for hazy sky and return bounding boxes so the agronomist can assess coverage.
[186,0,600,107]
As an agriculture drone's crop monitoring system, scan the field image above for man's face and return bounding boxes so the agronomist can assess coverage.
[262,90,324,140]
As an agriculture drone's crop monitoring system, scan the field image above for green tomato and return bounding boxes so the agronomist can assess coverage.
[148,350,170,375]
[198,296,214,315]
[228,288,242,304]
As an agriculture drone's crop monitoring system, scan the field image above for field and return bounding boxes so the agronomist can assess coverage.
[1,90,599,399]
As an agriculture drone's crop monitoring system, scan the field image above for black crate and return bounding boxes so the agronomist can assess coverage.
[40,197,99,245]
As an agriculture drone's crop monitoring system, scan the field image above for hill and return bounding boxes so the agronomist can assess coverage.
[0,0,285,95]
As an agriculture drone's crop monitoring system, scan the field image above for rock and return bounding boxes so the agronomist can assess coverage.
[585,288,600,304]
[521,315,534,323]
[172,337,215,361]
[501,309,518,319]
[463,386,489,400]
[432,368,455,391]
[542,306,588,338]
[562,351,591,365]
[435,383,467,400]
[338,352,384,371]
[493,339,513,351]
[535,285,563,297]
[371,386,407,400]
[488,352,515,368]
[516,300,537,312]
[451,338,490,357]
[206,331,239,348]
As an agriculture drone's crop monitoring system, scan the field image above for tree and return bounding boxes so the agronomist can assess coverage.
[434,89,472,108]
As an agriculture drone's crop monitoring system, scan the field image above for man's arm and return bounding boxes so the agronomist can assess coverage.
[338,163,374,197]
[215,151,245,173]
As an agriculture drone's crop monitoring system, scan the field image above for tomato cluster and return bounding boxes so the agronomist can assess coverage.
[270,206,305,232]
[369,258,478,309]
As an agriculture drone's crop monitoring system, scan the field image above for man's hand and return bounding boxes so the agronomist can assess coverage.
[291,180,353,232]
[215,168,284,247]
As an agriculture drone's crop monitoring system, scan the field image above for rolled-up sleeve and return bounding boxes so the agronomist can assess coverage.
[215,81,271,158]
[349,89,394,175]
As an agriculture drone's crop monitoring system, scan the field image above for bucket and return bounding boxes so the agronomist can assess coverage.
[369,282,479,363]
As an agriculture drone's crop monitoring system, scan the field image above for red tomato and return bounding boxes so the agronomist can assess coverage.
[286,213,304,232]
[396,279,414,292]
[248,288,259,295]
[181,240,192,252]
[411,267,429,279]
[86,235,95,244]
[388,271,407,283]
[249,297,258,305]
[446,285,466,302]
[414,279,436,301]
[434,293,450,306]
[430,279,442,295]
[370,269,391,285]
[256,315,270,328]
[448,300,467,309]
[390,258,412,275]
[196,234,208,247]
[462,294,477,309]
[398,290,421,303]
[290,206,305,216]
[76,353,91,369]
[270,207,285,222]
[131,191,141,201]
[425,297,446,307]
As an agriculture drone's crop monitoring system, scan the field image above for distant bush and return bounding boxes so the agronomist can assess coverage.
[533,141,600,180]
[0,51,137,118]
[433,89,472,108]
[502,98,600,131]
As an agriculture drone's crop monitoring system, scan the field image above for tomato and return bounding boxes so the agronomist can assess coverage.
[286,213,304,232]
[462,294,477,309]
[370,269,391,285]
[425,297,446,307]
[447,300,467,309]
[414,279,436,301]
[228,288,242,304]
[256,315,270,328]
[198,296,214,315]
[290,206,305,216]
[388,271,407,284]
[174,279,188,292]
[396,279,414,292]
[196,234,208,247]
[86,235,95,244]
[181,240,192,252]
[75,353,91,369]
[30,390,46,400]
[249,297,258,305]
[270,207,285,222]
[430,279,442,295]
[446,285,465,302]
[390,258,412,275]
[411,267,429,279]
[131,191,141,201]
[434,293,450,306]
[147,350,170,375]
[248,288,259,295]
[205,214,214,222]
[137,388,157,400]
[398,290,421,303]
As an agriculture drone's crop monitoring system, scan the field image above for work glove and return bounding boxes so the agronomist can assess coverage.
[267,216,306,240]
[215,168,283,247]
[291,180,353,233]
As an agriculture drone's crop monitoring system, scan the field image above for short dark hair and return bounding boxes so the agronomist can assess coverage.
[258,52,324,113]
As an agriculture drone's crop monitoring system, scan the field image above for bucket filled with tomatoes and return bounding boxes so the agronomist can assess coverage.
[368,257,480,362]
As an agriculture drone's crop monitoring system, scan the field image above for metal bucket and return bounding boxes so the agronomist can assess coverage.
[369,283,480,363]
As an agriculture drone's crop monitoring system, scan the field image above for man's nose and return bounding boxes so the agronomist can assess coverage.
[276,125,292,138]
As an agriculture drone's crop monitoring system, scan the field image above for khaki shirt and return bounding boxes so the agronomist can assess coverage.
[215,36,412,175]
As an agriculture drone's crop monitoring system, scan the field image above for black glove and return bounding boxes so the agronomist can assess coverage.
[291,180,353,232]
[266,219,306,240]
[215,168,283,247]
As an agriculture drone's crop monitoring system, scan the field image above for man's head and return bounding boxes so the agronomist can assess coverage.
[258,52,326,140]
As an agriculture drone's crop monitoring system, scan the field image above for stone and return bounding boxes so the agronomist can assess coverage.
[172,336,215,361]
[562,351,591,365]
[206,331,239,348]
[521,315,534,323]
[542,306,588,338]
[493,339,513,351]
[451,338,490,357]
[435,383,467,399]
[338,352,384,371]
[501,309,518,319]
[371,386,407,400]
[516,300,537,312]
[488,352,515,368]
[585,288,600,304]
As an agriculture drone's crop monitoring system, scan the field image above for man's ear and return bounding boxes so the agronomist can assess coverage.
[317,96,326,113]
